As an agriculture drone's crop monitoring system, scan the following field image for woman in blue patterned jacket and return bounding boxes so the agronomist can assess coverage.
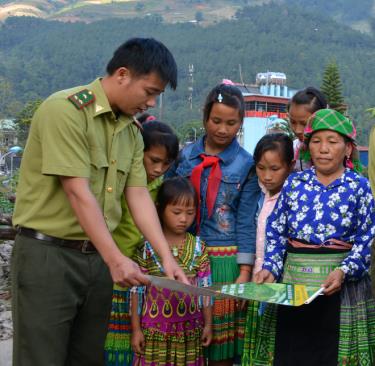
[254,109,375,366]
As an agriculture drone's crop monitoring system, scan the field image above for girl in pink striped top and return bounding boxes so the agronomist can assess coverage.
[242,133,295,366]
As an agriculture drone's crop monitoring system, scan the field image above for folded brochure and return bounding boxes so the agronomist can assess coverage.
[147,275,323,306]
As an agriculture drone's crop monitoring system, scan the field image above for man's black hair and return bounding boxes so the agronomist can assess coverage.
[106,38,177,90]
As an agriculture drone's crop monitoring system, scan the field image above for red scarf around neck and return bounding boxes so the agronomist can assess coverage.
[190,154,222,231]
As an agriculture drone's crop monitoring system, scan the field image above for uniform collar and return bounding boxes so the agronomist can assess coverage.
[189,136,240,165]
[87,78,113,117]
[88,78,134,127]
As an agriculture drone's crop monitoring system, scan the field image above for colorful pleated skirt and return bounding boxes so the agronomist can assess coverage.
[241,300,262,366]
[206,245,246,361]
[104,286,133,366]
[252,249,375,366]
[132,284,206,366]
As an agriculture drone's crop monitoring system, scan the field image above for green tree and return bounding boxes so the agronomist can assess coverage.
[14,99,43,147]
[321,61,346,113]
[0,77,22,118]
[178,120,205,144]
[367,107,375,119]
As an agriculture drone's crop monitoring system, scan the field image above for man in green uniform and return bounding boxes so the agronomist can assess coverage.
[12,38,186,366]
[368,127,375,298]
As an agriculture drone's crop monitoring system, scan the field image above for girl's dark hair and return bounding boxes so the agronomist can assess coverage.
[141,121,179,161]
[156,177,198,224]
[288,87,328,113]
[137,113,156,124]
[253,133,294,165]
[203,83,245,123]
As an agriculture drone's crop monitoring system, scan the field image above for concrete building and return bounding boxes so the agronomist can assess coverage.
[0,120,17,149]
[233,72,298,154]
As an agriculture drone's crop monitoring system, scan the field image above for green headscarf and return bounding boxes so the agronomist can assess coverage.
[299,109,362,173]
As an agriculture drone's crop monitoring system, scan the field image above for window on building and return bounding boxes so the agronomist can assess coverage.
[245,101,256,111]
[256,101,267,112]
[267,103,287,113]
[245,100,287,113]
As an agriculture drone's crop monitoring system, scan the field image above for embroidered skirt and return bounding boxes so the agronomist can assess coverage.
[104,287,133,366]
[132,318,205,366]
[132,284,205,366]
[252,250,375,366]
[206,245,246,361]
[241,300,262,366]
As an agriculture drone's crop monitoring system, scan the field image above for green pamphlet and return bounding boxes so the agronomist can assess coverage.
[216,282,323,306]
[148,276,323,307]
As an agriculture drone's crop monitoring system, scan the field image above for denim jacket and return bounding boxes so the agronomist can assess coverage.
[166,136,260,265]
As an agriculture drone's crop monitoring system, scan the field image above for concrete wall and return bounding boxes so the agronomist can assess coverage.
[242,117,267,155]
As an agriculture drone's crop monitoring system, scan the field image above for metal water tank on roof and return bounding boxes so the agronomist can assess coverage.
[256,72,287,86]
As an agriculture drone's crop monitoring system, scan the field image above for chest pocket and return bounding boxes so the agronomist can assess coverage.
[216,174,241,206]
[116,158,132,198]
[89,147,109,195]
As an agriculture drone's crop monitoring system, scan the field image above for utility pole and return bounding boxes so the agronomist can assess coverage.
[239,64,245,85]
[188,64,194,110]
[159,92,163,120]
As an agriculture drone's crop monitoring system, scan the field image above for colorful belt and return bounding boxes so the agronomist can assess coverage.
[207,245,237,256]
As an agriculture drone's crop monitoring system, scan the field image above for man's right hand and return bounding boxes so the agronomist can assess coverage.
[59,176,150,287]
[107,255,150,287]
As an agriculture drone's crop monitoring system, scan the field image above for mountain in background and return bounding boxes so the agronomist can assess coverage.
[1,2,375,145]
[0,0,259,24]
[285,0,375,34]
[1,0,375,34]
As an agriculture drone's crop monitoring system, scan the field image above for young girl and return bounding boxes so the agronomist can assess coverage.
[167,83,260,365]
[241,133,294,366]
[254,109,375,366]
[288,87,327,171]
[105,121,179,366]
[131,177,213,366]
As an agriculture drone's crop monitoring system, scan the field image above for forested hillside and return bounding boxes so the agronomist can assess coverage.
[284,0,375,33]
[284,0,374,23]
[1,2,375,144]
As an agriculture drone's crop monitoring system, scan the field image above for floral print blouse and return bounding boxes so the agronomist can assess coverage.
[263,167,375,280]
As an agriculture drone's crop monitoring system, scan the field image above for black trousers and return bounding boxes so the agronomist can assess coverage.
[11,234,113,366]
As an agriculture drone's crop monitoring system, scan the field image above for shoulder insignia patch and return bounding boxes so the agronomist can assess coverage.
[67,89,95,110]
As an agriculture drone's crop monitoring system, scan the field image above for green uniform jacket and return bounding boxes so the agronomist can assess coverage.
[13,78,147,239]
[112,177,162,291]
[112,176,162,259]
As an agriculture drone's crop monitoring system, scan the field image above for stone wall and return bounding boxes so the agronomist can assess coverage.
[0,240,13,341]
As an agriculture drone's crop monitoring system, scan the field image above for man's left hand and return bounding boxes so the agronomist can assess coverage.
[163,257,189,284]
